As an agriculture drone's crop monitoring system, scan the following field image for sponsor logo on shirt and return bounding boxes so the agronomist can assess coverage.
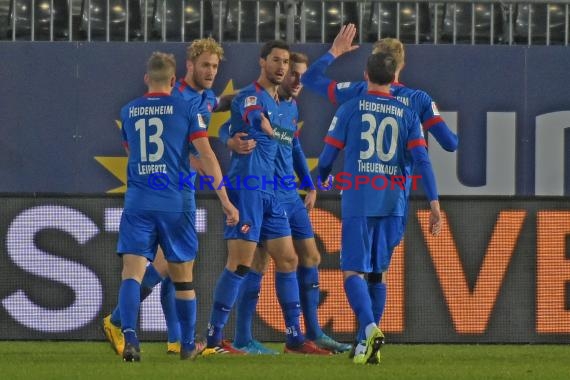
[337,82,351,89]
[431,102,440,116]
[197,113,207,129]
[328,116,338,131]
[245,96,257,107]
[272,125,294,146]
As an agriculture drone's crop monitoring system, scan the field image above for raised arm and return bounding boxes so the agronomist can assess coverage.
[301,24,362,105]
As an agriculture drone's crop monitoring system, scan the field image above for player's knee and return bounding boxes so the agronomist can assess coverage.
[275,252,298,272]
[251,259,268,274]
[299,250,321,267]
[173,281,194,291]
[235,265,250,277]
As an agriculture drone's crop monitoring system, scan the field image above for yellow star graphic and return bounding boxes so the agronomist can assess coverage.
[208,80,235,137]
[94,156,127,193]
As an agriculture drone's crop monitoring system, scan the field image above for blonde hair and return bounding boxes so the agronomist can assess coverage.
[186,37,224,61]
[146,52,176,84]
[372,38,405,69]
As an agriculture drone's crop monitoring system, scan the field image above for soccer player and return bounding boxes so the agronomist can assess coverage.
[317,52,442,364]
[302,24,455,353]
[218,52,350,354]
[116,51,238,362]
[202,41,329,356]
[301,23,458,152]
[103,38,230,355]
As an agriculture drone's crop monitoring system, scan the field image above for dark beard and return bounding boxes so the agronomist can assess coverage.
[268,75,282,86]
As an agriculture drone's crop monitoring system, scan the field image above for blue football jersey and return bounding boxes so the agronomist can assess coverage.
[391,83,444,133]
[302,52,456,151]
[171,79,218,175]
[227,82,280,192]
[172,78,218,126]
[329,80,443,133]
[273,97,301,201]
[120,92,207,212]
[327,80,368,106]
[324,90,424,217]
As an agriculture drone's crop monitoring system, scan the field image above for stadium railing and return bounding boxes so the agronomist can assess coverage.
[1,1,569,45]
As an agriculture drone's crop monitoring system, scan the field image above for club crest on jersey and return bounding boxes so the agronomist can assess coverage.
[328,116,338,131]
[245,96,257,107]
[197,113,207,129]
[336,82,351,89]
[431,102,440,116]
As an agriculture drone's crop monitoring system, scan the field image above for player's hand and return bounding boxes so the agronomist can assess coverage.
[318,174,334,191]
[429,200,441,236]
[223,201,239,226]
[228,132,256,154]
[329,23,360,58]
[260,113,274,137]
[304,189,317,212]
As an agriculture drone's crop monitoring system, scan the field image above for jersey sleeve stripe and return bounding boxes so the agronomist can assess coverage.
[177,79,187,93]
[242,105,263,123]
[407,138,427,150]
[327,81,337,105]
[189,131,208,141]
[422,116,444,131]
[294,130,300,138]
[324,136,345,149]
[122,141,129,149]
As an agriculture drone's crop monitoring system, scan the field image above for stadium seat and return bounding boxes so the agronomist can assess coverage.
[300,0,358,42]
[360,2,431,43]
[150,0,213,41]
[441,3,505,44]
[5,0,69,40]
[78,0,142,41]
[0,0,10,39]
[213,0,279,42]
[514,3,566,45]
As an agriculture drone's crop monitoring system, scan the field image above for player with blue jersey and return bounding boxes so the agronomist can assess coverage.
[303,24,453,356]
[158,37,234,354]
[115,52,238,362]
[103,38,233,356]
[301,23,458,152]
[203,41,329,356]
[317,52,441,364]
[219,52,349,354]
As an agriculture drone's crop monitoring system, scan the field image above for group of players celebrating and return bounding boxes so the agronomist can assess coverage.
[103,24,456,365]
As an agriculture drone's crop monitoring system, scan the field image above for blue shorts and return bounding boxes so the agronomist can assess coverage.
[117,209,198,263]
[224,190,291,242]
[279,197,314,240]
[340,216,405,273]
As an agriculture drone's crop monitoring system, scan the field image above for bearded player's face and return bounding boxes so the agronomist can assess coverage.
[190,52,220,90]
[261,48,290,85]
